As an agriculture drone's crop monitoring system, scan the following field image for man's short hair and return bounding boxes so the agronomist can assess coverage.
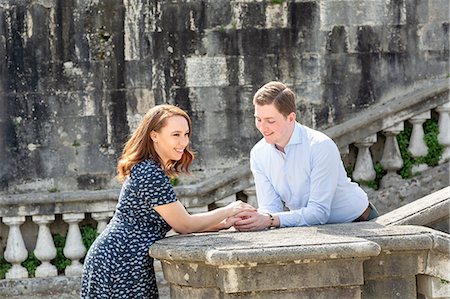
[252,81,296,117]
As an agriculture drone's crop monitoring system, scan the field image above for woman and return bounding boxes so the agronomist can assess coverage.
[81,104,254,298]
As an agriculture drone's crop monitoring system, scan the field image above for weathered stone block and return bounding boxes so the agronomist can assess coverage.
[279,54,321,86]
[230,2,265,30]
[204,0,232,28]
[292,81,323,105]
[124,60,152,88]
[186,57,228,87]
[216,259,365,293]
[417,274,450,299]
[238,54,278,86]
[363,250,428,279]
[171,285,362,299]
[161,261,217,287]
[320,1,385,30]
[385,0,407,26]
[170,284,221,299]
[428,0,450,22]
[125,88,155,115]
[419,23,449,51]
[265,2,288,28]
[362,276,417,299]
[290,2,320,52]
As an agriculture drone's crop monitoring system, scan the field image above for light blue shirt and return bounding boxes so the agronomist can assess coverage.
[250,122,368,227]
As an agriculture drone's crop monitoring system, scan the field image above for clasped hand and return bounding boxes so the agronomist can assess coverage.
[223,201,269,231]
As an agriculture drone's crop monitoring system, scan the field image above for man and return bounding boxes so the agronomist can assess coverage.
[234,81,378,231]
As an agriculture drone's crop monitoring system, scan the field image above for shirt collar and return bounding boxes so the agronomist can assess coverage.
[288,122,302,146]
[271,122,302,151]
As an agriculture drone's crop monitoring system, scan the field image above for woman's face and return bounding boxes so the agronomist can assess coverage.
[151,115,190,165]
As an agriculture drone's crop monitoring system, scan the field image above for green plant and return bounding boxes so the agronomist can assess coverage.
[421,120,443,166]
[0,256,11,279]
[22,253,40,277]
[350,119,441,188]
[98,26,111,43]
[72,140,81,155]
[81,224,98,250]
[170,177,180,186]
[359,162,386,190]
[270,0,285,4]
[397,119,443,178]
[217,26,226,33]
[48,187,60,193]
[52,233,71,273]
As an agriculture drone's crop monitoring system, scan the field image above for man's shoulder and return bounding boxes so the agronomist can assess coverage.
[302,125,333,145]
[301,125,339,155]
[251,138,271,156]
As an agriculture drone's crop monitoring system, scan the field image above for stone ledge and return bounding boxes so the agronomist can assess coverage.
[150,223,449,297]
[0,276,80,297]
[376,186,450,227]
[0,268,170,299]
[150,224,382,265]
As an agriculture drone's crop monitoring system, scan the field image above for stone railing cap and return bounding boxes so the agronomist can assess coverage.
[149,223,441,265]
[0,189,120,205]
[375,186,450,226]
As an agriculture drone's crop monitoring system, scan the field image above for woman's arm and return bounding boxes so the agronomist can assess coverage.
[153,200,254,234]
[201,215,244,232]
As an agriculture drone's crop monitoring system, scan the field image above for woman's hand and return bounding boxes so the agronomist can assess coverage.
[224,200,256,217]
[221,215,242,229]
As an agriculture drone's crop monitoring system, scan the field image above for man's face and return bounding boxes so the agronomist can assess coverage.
[254,103,295,146]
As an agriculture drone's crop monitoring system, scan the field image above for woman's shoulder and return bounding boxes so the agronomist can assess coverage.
[130,159,174,194]
[131,159,165,177]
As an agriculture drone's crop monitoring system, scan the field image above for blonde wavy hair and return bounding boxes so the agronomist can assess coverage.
[117,104,195,181]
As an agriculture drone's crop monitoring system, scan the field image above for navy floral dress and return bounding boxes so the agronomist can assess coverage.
[81,159,176,298]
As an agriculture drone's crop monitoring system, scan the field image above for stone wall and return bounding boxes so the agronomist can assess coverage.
[0,0,448,193]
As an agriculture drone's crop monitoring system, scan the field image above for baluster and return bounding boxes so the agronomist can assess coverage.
[91,211,114,234]
[380,122,404,188]
[33,215,58,277]
[353,135,377,182]
[408,111,431,173]
[339,145,349,157]
[3,216,28,279]
[436,102,450,163]
[243,187,258,209]
[63,213,86,276]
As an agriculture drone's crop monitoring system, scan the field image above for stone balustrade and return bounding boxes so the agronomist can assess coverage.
[150,223,449,298]
[0,189,118,279]
[150,188,450,298]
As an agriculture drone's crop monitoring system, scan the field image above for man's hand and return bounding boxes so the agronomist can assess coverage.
[233,211,272,231]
